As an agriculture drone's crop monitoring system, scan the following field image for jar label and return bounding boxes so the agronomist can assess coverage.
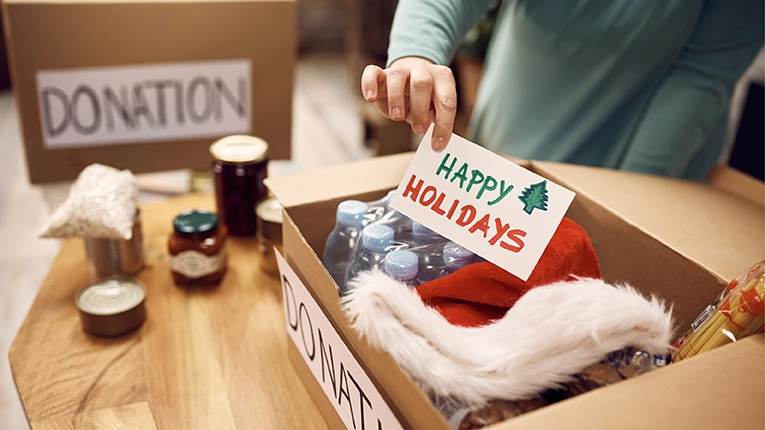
[170,246,227,279]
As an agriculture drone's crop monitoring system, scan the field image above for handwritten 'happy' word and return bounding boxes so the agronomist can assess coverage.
[435,153,514,206]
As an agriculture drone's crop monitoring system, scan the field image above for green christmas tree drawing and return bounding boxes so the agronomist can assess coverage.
[518,180,549,214]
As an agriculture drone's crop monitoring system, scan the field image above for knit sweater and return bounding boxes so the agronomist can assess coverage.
[388,0,763,180]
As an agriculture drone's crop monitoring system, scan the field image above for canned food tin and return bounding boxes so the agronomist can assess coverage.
[210,135,269,236]
[84,210,144,278]
[256,197,283,276]
[75,276,146,337]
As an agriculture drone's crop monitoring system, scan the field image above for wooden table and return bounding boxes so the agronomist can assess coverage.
[9,193,328,429]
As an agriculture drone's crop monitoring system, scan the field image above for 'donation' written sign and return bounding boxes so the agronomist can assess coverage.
[36,59,251,148]
[390,125,575,281]
[276,251,403,430]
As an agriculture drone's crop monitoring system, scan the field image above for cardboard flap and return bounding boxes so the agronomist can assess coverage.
[531,161,765,282]
[499,335,764,429]
[707,165,765,207]
[265,152,414,208]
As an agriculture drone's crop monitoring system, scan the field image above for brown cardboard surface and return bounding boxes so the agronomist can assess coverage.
[498,335,764,430]
[265,152,414,209]
[708,164,765,207]
[531,161,765,283]
[268,154,765,429]
[282,209,450,429]
[557,182,730,330]
[3,0,294,183]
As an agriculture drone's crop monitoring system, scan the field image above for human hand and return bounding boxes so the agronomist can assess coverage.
[361,57,457,151]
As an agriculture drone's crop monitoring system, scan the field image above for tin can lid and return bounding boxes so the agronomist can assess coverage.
[210,135,269,163]
[174,210,218,234]
[75,276,147,337]
[256,197,283,243]
[75,276,146,316]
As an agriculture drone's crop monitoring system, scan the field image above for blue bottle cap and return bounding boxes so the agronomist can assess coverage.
[443,241,476,270]
[362,224,394,252]
[384,250,419,281]
[337,200,369,227]
[385,189,396,205]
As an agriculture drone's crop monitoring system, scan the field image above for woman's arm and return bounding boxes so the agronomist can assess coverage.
[360,0,497,150]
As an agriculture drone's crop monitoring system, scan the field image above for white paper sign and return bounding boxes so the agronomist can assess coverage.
[390,126,575,281]
[36,59,251,148]
[276,250,403,430]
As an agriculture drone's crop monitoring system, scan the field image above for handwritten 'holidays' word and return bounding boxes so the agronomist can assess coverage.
[435,153,514,206]
[402,174,526,252]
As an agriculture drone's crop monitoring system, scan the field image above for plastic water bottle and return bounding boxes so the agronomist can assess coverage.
[377,208,412,239]
[366,190,396,222]
[412,221,443,244]
[343,224,394,296]
[411,221,446,283]
[322,200,369,287]
[437,241,476,277]
[383,249,419,287]
[367,189,396,210]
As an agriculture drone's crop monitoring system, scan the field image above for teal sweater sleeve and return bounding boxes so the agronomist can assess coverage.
[387,0,497,67]
[611,0,764,178]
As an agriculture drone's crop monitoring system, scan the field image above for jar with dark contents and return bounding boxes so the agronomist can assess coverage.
[210,135,269,236]
[168,210,228,286]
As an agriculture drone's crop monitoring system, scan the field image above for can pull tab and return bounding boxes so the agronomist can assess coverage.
[100,279,122,299]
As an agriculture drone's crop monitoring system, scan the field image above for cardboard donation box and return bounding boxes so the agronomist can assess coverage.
[266,152,765,429]
[2,0,295,183]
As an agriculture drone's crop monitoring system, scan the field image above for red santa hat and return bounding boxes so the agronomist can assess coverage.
[342,218,673,406]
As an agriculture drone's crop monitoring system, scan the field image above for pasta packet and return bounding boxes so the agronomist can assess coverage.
[39,163,139,240]
[672,260,765,362]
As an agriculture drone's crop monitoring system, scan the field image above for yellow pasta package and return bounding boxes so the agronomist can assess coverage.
[672,260,765,362]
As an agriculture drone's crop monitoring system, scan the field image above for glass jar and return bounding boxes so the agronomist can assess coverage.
[210,135,269,236]
[168,210,228,286]
[256,197,284,276]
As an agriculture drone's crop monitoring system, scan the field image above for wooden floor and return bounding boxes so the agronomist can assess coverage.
[0,52,372,429]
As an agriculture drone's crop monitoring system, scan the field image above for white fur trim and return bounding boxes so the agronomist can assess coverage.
[342,269,673,406]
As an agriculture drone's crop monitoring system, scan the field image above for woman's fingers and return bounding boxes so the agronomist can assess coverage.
[431,67,457,150]
[361,65,385,102]
[361,59,458,151]
[385,65,409,121]
[408,67,434,135]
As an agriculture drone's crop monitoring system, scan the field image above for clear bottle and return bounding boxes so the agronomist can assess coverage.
[366,189,396,221]
[383,249,419,287]
[412,221,443,245]
[322,200,369,288]
[437,241,477,278]
[376,208,412,239]
[411,221,446,284]
[343,224,394,296]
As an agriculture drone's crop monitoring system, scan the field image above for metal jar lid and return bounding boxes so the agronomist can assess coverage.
[173,210,219,234]
[256,197,283,243]
[75,276,146,337]
[209,135,269,164]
